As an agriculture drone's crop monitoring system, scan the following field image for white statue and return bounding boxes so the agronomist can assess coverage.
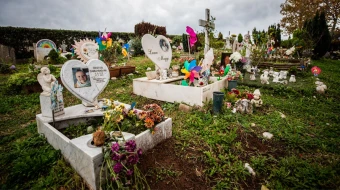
[251,89,263,107]
[268,67,274,76]
[225,36,232,49]
[235,99,253,114]
[289,75,296,83]
[249,66,256,80]
[273,72,280,83]
[243,33,251,58]
[232,39,239,53]
[37,67,56,96]
[279,71,288,79]
[260,71,270,84]
[316,81,327,94]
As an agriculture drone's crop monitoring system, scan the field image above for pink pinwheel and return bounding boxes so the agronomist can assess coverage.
[186,26,197,47]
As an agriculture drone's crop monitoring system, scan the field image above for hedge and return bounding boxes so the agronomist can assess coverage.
[0,27,136,59]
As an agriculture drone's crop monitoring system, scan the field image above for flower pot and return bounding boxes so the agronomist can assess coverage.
[228,80,237,91]
[109,68,120,78]
[120,66,135,75]
[213,92,224,114]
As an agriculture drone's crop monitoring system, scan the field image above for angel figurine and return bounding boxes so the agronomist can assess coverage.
[37,67,56,96]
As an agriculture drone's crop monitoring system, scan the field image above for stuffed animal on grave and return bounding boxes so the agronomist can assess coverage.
[251,89,263,107]
[289,75,296,83]
[315,81,327,94]
[235,99,253,114]
[260,71,270,84]
[249,66,256,80]
[272,72,280,83]
[93,128,106,146]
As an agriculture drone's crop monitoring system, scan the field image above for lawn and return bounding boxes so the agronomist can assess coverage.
[0,58,339,189]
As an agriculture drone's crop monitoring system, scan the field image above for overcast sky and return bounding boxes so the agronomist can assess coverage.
[0,0,286,39]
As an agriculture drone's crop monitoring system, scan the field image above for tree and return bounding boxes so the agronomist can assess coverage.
[217,32,223,40]
[280,0,340,37]
[237,33,243,43]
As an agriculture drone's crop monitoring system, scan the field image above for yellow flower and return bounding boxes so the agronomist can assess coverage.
[151,131,155,135]
[128,110,135,117]
[105,112,111,120]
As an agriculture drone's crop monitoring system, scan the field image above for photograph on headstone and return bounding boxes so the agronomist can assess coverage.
[72,68,91,88]
[159,39,169,52]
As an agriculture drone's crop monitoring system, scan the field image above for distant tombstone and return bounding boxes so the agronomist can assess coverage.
[232,39,239,53]
[61,59,110,106]
[0,44,16,63]
[141,34,172,73]
[36,39,57,62]
[73,39,99,63]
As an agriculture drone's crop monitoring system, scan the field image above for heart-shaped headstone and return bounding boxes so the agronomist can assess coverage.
[61,59,110,104]
[142,34,172,70]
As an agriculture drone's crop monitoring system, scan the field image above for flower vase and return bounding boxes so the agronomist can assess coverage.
[228,80,237,91]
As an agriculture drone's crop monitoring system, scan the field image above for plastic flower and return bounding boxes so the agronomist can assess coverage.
[113,162,123,173]
[125,140,136,152]
[126,169,134,176]
[112,152,120,161]
[127,155,139,165]
[137,148,142,157]
[127,110,135,117]
[111,142,120,152]
[138,111,147,120]
[144,117,154,128]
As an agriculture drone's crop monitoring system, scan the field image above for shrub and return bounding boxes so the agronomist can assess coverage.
[130,38,144,56]
[0,61,11,74]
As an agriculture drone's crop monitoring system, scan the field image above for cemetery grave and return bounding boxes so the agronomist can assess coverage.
[1,9,340,189]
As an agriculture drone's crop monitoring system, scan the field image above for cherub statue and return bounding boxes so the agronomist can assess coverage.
[260,71,270,84]
[37,67,56,96]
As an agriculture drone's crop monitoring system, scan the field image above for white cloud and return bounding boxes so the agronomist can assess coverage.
[0,0,285,38]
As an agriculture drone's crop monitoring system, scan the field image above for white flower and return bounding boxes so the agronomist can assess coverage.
[230,52,242,63]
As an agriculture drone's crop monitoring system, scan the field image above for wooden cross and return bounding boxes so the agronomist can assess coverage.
[199,9,215,54]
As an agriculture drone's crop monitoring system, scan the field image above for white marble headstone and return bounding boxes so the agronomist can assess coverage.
[73,39,99,63]
[141,34,172,70]
[61,59,110,105]
[36,39,57,62]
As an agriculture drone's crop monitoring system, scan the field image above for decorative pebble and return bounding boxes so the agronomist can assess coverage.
[127,73,133,76]
[280,112,286,118]
[244,163,256,176]
[251,123,256,127]
[111,77,117,80]
[263,132,273,139]
[146,67,152,71]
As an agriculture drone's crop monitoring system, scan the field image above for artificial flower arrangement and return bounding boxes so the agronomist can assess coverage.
[98,100,165,189]
[102,99,165,135]
[225,88,254,105]
[230,52,247,71]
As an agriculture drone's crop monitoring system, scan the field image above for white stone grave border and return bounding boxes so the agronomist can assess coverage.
[36,102,172,190]
[133,76,228,106]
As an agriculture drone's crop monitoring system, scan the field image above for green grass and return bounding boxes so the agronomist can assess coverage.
[1,57,339,189]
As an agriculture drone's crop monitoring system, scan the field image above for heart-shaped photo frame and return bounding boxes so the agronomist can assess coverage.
[61,59,110,104]
[142,34,172,70]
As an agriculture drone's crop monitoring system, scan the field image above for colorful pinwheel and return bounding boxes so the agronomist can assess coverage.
[96,29,112,50]
[186,26,197,47]
[181,60,202,84]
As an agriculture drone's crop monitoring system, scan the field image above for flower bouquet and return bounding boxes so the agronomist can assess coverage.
[230,52,247,72]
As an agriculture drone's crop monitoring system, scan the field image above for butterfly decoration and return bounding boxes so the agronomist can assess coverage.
[186,26,197,47]
[181,59,202,84]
